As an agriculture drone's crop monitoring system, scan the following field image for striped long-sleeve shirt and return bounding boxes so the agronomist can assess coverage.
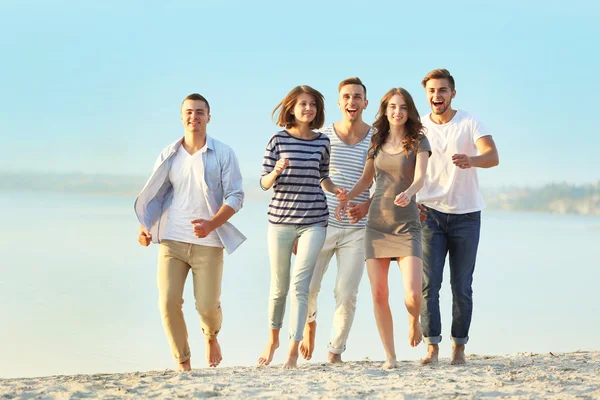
[319,124,373,228]
[261,130,331,225]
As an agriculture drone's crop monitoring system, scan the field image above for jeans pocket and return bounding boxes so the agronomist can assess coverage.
[464,211,481,221]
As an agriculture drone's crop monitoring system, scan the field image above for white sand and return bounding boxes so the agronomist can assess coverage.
[1,351,599,399]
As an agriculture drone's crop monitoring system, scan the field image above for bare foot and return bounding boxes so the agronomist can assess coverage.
[327,352,342,364]
[283,354,299,369]
[300,321,316,360]
[178,359,191,371]
[450,344,467,365]
[382,356,398,370]
[257,340,279,367]
[206,338,222,367]
[421,344,439,365]
[409,319,423,347]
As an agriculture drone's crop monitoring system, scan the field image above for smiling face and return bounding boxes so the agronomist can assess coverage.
[292,93,317,125]
[338,84,368,122]
[181,99,210,133]
[425,78,456,116]
[386,94,408,128]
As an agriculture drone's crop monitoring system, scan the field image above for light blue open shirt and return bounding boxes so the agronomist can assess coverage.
[134,136,246,254]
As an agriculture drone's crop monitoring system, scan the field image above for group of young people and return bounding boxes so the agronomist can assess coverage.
[134,68,500,371]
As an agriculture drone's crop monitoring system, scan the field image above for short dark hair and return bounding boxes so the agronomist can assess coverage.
[421,69,455,91]
[338,77,367,98]
[181,93,210,114]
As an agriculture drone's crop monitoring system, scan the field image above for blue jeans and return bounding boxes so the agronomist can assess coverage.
[267,223,327,341]
[420,206,481,345]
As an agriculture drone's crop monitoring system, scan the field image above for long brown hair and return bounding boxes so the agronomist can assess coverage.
[370,88,424,158]
[272,85,325,129]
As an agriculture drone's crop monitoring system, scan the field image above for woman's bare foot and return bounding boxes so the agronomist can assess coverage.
[283,340,301,369]
[450,344,467,365]
[283,354,299,369]
[300,321,316,360]
[327,352,342,364]
[409,319,423,347]
[178,359,191,371]
[382,355,398,370]
[257,340,279,367]
[421,344,439,365]
[206,338,222,367]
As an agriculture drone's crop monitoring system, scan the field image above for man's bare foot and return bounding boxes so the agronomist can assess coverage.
[382,356,398,370]
[450,344,467,365]
[206,338,222,367]
[409,319,423,347]
[327,352,342,364]
[300,321,316,360]
[178,359,191,371]
[257,340,279,367]
[421,344,439,365]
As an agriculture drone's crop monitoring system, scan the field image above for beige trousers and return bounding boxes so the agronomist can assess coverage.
[157,240,224,363]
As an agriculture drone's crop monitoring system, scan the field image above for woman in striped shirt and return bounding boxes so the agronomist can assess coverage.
[257,85,345,369]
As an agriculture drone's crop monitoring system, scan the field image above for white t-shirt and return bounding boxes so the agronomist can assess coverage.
[416,109,491,214]
[162,145,223,247]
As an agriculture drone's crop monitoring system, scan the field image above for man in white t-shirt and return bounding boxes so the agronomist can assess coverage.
[134,93,245,371]
[299,77,372,363]
[416,69,499,365]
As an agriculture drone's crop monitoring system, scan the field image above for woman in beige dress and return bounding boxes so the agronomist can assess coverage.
[336,88,431,369]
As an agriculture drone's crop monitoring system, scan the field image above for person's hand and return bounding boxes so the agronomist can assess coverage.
[335,186,347,200]
[452,153,473,169]
[417,203,428,223]
[274,158,290,175]
[191,219,215,238]
[335,202,348,221]
[336,187,348,202]
[292,239,298,256]
[394,191,411,207]
[138,226,152,246]
[347,202,369,224]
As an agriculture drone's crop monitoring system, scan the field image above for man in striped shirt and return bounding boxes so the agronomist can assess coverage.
[300,77,373,363]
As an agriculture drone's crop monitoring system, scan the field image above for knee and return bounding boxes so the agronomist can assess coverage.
[371,286,389,306]
[158,295,183,315]
[270,285,289,302]
[334,287,358,307]
[405,291,422,306]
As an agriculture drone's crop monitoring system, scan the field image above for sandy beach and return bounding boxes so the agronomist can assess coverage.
[1,351,598,399]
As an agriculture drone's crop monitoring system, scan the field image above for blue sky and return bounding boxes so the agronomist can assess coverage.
[1,0,598,187]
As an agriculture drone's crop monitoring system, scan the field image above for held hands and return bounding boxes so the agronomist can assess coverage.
[452,154,473,169]
[394,191,411,207]
[274,158,290,175]
[138,226,152,246]
[191,219,215,238]
[335,186,347,200]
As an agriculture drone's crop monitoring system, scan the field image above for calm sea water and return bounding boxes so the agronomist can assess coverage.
[0,191,598,378]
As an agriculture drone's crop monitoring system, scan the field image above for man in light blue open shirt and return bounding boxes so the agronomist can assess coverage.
[135,93,245,370]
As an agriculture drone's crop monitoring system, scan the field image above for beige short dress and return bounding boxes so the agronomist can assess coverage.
[365,135,431,260]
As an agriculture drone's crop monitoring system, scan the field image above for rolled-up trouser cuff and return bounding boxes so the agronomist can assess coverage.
[328,343,345,355]
[290,333,303,342]
[423,335,442,345]
[176,353,191,363]
[451,336,469,345]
